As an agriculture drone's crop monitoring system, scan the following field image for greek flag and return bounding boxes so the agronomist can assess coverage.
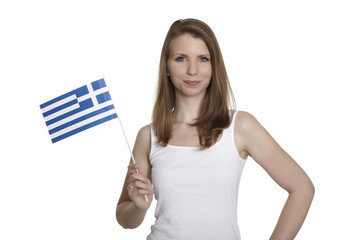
[40,78,117,143]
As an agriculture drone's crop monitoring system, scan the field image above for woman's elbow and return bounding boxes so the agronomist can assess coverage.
[308,179,315,200]
[293,177,315,201]
[303,176,315,197]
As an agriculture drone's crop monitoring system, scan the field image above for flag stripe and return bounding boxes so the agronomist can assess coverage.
[42,99,78,117]
[92,78,106,91]
[51,111,118,143]
[49,104,115,134]
[41,95,77,113]
[45,99,93,125]
[96,92,111,104]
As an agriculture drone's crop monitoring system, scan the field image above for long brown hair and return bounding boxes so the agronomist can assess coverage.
[152,18,236,149]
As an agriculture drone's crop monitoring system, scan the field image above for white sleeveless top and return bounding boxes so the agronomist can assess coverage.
[147,111,246,240]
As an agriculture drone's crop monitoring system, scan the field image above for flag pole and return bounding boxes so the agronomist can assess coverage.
[103,75,148,202]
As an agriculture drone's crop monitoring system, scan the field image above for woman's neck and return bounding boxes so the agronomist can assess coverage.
[172,93,204,124]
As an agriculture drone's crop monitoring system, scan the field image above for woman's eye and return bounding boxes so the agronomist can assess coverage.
[198,57,209,62]
[175,57,187,62]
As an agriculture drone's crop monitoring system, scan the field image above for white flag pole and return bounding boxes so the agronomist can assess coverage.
[103,75,148,202]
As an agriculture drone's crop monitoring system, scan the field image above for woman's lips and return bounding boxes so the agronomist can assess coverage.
[184,80,200,86]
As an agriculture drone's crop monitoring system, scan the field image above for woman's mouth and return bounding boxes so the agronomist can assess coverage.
[184,80,200,86]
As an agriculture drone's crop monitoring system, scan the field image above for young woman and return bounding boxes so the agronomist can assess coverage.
[116,18,314,240]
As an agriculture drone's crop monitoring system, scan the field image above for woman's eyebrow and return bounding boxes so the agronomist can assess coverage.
[198,53,210,57]
[171,53,187,57]
[171,53,210,57]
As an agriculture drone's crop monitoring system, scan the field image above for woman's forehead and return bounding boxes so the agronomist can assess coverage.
[169,34,210,56]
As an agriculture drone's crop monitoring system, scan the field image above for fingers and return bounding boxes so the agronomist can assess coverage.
[131,172,148,183]
[130,174,153,193]
[126,163,152,209]
[127,164,153,196]
[134,180,152,193]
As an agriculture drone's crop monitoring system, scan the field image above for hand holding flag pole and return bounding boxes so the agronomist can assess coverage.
[40,76,148,202]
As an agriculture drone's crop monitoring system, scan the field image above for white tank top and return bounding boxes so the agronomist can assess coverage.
[147,111,246,240]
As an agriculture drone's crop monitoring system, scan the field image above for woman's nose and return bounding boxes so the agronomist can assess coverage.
[187,62,198,76]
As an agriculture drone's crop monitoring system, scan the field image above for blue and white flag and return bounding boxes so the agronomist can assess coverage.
[40,78,117,143]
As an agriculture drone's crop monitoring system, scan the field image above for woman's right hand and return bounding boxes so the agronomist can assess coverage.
[127,163,153,211]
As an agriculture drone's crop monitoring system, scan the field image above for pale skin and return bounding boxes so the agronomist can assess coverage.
[116,34,314,239]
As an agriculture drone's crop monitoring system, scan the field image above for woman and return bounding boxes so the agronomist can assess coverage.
[116,18,314,240]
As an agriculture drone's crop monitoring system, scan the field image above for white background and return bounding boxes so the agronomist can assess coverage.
[1,0,346,239]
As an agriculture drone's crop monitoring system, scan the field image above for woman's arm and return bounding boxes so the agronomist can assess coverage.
[235,111,314,239]
[116,125,153,229]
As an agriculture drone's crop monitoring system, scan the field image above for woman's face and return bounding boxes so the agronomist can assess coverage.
[167,34,212,99]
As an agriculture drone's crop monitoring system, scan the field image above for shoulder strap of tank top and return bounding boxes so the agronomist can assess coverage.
[231,110,238,127]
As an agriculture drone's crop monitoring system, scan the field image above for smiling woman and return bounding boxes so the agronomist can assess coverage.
[167,34,212,100]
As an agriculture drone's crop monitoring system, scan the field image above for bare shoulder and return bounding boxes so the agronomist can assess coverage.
[133,124,151,160]
[234,111,261,134]
[234,111,264,159]
[136,124,151,143]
